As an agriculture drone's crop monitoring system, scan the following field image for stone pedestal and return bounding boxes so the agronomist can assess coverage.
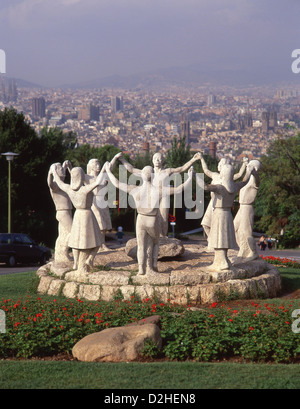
[36,244,282,305]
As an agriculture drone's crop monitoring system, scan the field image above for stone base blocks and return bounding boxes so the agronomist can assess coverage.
[36,245,282,306]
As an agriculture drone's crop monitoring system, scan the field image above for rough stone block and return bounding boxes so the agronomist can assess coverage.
[48,279,64,296]
[62,282,78,299]
[134,285,155,301]
[37,275,54,294]
[78,284,101,301]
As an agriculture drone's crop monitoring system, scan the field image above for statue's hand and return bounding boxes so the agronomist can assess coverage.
[194,152,202,160]
[115,152,123,160]
[63,159,71,167]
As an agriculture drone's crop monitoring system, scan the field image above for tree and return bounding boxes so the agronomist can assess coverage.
[133,150,152,169]
[164,136,192,168]
[254,134,300,248]
[0,108,70,246]
[66,144,121,170]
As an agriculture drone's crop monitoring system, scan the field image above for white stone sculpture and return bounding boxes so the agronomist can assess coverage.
[86,158,114,251]
[198,163,252,271]
[199,153,248,241]
[52,165,106,273]
[48,161,73,264]
[234,160,261,261]
[105,162,193,275]
[118,152,201,237]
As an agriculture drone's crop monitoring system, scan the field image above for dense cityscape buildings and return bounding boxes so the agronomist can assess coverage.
[0,77,299,164]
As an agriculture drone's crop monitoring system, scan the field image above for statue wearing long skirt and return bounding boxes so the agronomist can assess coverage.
[105,162,193,275]
[85,158,113,251]
[48,161,73,264]
[52,165,106,272]
[234,160,261,261]
[118,152,201,237]
[199,153,248,241]
[198,163,252,271]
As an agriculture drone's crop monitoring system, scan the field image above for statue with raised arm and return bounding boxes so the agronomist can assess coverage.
[199,154,248,241]
[52,164,106,273]
[234,160,261,261]
[197,163,252,271]
[118,151,201,237]
[48,160,73,264]
[85,158,115,251]
[105,161,193,275]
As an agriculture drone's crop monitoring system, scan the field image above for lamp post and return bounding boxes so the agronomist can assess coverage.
[1,152,19,233]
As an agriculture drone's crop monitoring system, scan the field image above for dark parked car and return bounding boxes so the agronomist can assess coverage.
[0,233,52,267]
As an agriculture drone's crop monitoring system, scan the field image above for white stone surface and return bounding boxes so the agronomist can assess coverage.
[48,161,73,263]
[199,163,254,271]
[105,161,193,275]
[52,165,104,272]
[119,151,201,237]
[234,160,261,260]
[86,158,113,251]
[37,244,282,305]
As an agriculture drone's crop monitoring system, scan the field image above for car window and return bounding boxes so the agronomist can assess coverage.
[13,235,23,244]
[20,235,34,244]
[0,234,11,244]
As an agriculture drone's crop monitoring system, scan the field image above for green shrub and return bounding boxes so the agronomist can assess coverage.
[140,339,161,358]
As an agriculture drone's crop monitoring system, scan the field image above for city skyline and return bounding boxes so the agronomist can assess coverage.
[0,0,300,87]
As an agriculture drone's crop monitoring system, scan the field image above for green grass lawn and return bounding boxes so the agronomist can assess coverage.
[1,360,300,389]
[0,266,299,389]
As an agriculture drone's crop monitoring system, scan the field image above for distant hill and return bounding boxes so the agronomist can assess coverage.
[0,75,43,88]
[60,63,299,89]
[4,63,298,90]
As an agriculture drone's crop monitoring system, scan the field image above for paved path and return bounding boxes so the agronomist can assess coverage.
[257,248,300,262]
[0,264,39,275]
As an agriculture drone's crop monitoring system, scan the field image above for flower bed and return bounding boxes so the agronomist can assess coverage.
[0,295,183,359]
[260,255,300,268]
[1,296,300,363]
[161,301,300,363]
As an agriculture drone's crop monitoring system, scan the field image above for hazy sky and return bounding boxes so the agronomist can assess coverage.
[0,0,299,87]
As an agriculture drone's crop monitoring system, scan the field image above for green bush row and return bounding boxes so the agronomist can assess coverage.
[160,303,300,362]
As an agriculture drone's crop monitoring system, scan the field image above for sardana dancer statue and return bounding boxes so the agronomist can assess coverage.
[52,164,107,273]
[234,160,261,261]
[48,160,73,264]
[197,163,253,271]
[105,161,193,275]
[118,151,201,237]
